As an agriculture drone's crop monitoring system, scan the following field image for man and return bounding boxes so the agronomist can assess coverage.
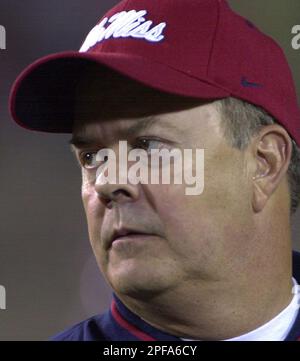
[9,0,300,341]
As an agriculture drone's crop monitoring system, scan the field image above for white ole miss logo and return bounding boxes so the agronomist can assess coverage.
[80,10,167,52]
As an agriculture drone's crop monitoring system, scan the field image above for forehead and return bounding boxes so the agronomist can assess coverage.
[71,106,223,155]
[72,114,182,144]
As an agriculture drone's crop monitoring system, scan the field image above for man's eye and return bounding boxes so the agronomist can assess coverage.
[133,138,165,153]
[80,152,99,169]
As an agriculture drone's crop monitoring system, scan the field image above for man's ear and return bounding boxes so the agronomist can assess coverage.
[251,125,292,213]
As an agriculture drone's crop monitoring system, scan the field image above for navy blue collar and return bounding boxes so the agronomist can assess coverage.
[109,294,180,340]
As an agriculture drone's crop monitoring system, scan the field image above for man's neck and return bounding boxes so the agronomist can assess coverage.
[116,274,293,340]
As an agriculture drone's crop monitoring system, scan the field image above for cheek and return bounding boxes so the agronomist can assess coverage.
[206,156,250,217]
[81,177,104,242]
[81,179,94,220]
[81,183,109,271]
[152,153,249,254]
[152,186,221,279]
[151,184,205,252]
[81,168,102,215]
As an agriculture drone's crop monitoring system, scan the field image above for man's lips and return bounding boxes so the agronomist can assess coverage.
[107,227,156,249]
[113,233,154,244]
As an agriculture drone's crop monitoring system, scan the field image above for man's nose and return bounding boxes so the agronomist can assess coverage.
[94,168,139,205]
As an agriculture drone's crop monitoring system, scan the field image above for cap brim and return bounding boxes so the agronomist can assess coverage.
[9,51,230,133]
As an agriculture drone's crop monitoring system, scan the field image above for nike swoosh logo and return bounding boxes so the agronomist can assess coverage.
[241,77,262,88]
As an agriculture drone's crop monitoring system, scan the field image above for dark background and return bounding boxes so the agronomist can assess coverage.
[0,0,299,340]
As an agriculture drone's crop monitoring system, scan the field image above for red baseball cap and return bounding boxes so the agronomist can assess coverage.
[9,0,300,145]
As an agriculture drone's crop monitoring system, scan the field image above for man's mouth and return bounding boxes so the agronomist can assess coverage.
[108,227,155,248]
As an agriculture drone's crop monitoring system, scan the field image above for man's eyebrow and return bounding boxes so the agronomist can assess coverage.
[125,116,180,135]
[69,135,99,148]
[69,116,180,148]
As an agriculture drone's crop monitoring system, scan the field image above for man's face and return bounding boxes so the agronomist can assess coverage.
[72,72,255,300]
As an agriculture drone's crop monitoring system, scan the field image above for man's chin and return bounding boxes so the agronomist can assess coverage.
[108,267,173,300]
